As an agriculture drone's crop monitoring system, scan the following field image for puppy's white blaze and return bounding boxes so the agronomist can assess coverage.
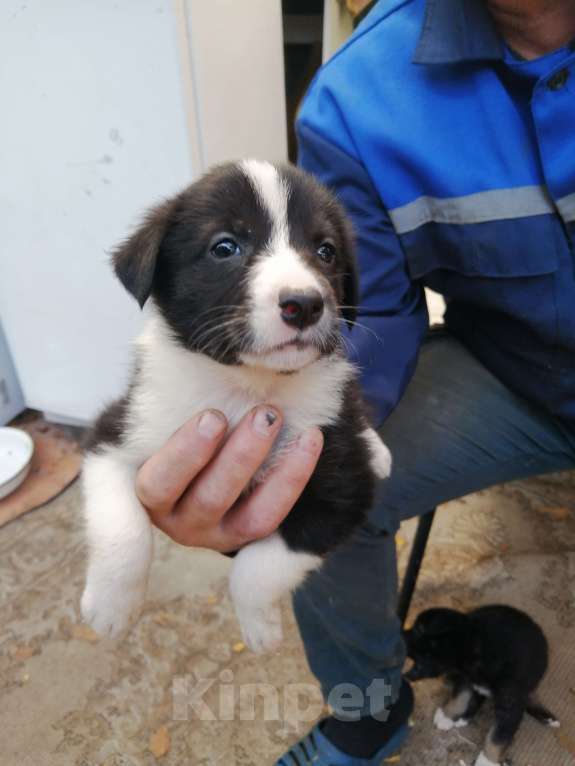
[229,532,321,653]
[361,428,392,479]
[253,246,323,294]
[81,451,153,637]
[474,752,500,766]
[241,159,326,361]
[241,158,288,242]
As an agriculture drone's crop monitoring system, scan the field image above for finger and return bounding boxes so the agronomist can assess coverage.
[168,405,282,534]
[218,427,324,550]
[136,409,227,519]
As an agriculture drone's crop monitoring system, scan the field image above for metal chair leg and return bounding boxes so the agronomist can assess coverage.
[397,508,437,625]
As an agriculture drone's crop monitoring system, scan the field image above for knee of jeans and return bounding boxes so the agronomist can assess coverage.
[366,471,402,533]
[357,519,398,544]
[366,487,402,536]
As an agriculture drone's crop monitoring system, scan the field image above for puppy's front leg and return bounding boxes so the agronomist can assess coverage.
[434,683,485,730]
[81,451,153,638]
[229,532,321,653]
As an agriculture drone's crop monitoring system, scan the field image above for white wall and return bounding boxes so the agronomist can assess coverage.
[0,0,193,423]
[0,0,287,424]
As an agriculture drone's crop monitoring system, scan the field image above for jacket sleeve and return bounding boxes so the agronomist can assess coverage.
[297,120,429,426]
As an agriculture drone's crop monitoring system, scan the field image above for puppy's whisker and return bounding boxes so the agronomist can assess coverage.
[191,304,246,321]
[338,333,359,359]
[193,317,248,350]
[336,304,374,312]
[337,316,384,345]
[187,314,247,346]
[187,310,243,335]
[188,316,247,349]
[215,328,251,362]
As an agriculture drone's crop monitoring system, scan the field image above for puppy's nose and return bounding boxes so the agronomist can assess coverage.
[279,289,324,330]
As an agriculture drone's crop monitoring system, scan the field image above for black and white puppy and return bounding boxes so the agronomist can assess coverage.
[81,159,391,653]
[404,605,559,766]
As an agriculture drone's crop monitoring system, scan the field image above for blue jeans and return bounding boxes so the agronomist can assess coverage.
[293,330,575,717]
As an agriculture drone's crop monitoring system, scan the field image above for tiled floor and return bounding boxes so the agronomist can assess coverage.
[1,472,574,765]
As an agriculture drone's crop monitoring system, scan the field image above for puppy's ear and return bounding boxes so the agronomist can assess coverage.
[112,198,176,308]
[418,608,464,637]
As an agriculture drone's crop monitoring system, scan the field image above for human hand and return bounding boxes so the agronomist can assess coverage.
[135,407,323,552]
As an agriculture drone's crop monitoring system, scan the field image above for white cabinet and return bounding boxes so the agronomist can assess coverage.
[0,0,287,424]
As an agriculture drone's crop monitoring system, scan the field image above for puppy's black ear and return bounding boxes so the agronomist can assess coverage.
[339,213,359,327]
[417,608,464,637]
[424,608,467,638]
[112,198,176,308]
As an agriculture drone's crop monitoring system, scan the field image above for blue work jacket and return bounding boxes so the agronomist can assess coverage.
[297,0,575,425]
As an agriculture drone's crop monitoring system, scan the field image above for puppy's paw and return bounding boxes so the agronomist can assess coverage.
[433,707,456,731]
[474,752,501,766]
[362,428,392,479]
[81,579,146,639]
[237,605,283,654]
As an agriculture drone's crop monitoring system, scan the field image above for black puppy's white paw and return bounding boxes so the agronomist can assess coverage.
[433,707,469,731]
[474,752,502,766]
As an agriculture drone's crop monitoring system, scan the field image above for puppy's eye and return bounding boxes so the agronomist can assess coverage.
[210,237,241,259]
[316,241,336,264]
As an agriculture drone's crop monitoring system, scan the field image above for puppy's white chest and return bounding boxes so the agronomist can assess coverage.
[128,331,354,462]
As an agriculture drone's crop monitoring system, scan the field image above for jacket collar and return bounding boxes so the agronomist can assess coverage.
[413,0,504,65]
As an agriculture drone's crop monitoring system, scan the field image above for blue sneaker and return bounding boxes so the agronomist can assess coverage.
[274,719,409,766]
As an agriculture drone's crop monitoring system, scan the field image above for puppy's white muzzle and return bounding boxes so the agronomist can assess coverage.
[243,246,337,370]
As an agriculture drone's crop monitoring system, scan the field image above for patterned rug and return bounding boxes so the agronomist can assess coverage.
[0,471,573,765]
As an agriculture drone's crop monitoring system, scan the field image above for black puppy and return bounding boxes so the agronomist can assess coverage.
[80,160,392,653]
[404,605,559,766]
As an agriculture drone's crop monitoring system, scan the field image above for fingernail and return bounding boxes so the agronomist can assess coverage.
[198,410,226,438]
[298,429,323,455]
[252,406,279,436]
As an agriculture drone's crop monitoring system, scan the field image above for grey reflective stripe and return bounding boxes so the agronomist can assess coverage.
[557,192,575,223]
[388,185,555,234]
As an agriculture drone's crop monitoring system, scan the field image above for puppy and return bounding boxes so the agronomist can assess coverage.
[404,605,559,766]
[81,160,391,653]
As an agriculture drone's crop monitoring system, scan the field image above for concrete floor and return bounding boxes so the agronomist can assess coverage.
[1,472,574,766]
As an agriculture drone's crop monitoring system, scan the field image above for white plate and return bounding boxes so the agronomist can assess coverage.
[0,427,35,500]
